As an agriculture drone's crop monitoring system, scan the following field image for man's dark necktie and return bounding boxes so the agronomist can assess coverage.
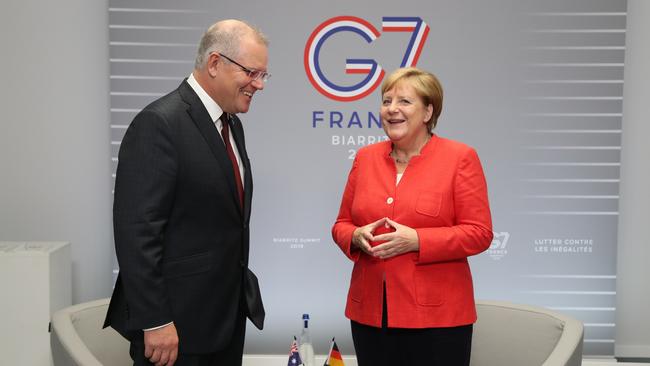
[220,113,244,209]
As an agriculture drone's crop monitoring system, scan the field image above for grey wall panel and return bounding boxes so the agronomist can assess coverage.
[1,0,113,303]
[108,0,626,356]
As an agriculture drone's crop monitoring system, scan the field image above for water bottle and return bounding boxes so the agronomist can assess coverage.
[299,314,315,366]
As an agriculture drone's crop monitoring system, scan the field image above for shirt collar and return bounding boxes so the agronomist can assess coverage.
[187,72,225,123]
[383,133,438,160]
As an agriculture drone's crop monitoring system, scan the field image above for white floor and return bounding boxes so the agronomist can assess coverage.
[583,360,648,366]
[241,355,648,366]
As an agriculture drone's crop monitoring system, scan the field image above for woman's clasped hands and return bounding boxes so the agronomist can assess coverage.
[351,217,420,259]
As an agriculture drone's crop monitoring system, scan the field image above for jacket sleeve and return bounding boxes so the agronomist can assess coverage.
[331,156,361,262]
[113,109,177,330]
[415,147,493,264]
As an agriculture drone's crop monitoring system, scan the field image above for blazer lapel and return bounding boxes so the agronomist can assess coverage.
[178,80,242,213]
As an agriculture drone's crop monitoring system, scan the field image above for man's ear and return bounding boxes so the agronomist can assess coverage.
[207,53,221,77]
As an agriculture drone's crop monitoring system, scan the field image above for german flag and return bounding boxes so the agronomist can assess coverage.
[324,338,344,366]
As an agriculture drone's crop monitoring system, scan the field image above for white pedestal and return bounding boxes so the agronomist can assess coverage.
[0,242,71,366]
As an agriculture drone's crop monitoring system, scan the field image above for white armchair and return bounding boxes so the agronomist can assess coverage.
[471,300,584,366]
[50,298,583,366]
[50,298,130,366]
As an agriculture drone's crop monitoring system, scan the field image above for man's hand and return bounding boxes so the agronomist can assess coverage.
[144,323,179,366]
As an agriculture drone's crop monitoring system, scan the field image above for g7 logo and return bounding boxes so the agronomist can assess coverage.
[491,232,510,250]
[304,16,430,102]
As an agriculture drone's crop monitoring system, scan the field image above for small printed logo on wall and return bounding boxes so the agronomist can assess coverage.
[533,238,593,255]
[304,16,430,102]
[272,237,322,250]
[488,232,510,260]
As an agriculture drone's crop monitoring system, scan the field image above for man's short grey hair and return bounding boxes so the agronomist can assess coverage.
[194,20,269,70]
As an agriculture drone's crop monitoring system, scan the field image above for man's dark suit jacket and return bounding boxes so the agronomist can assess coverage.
[104,80,263,354]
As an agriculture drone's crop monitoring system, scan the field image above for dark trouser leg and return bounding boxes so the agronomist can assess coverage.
[351,282,473,366]
[207,306,246,366]
[350,282,389,366]
[351,320,389,366]
[387,324,473,366]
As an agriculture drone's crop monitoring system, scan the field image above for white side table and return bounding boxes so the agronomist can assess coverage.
[0,241,71,366]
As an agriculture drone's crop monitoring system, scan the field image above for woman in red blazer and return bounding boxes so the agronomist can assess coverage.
[332,67,493,366]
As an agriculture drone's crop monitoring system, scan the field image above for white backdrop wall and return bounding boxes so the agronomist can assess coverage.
[107,0,626,357]
[615,0,650,360]
[0,0,113,303]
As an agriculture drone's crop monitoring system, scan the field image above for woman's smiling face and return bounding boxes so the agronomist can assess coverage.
[380,81,433,145]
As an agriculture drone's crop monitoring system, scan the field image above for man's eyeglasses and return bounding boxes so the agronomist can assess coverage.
[218,53,271,83]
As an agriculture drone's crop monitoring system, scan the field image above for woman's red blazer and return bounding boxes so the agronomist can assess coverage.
[332,135,493,328]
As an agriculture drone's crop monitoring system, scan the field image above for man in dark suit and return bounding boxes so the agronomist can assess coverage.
[104,19,268,366]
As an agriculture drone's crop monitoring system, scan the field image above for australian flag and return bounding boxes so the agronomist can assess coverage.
[288,336,303,366]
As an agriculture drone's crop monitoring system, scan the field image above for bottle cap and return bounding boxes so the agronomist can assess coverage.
[302,314,309,320]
